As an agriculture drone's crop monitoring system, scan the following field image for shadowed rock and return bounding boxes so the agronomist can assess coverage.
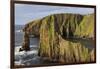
[19,31,30,51]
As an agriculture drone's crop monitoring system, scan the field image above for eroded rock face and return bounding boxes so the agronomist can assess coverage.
[22,32,30,51]
[21,13,95,63]
[90,49,95,62]
[19,31,30,52]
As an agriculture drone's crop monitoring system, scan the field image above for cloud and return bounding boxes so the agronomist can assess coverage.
[15,4,94,25]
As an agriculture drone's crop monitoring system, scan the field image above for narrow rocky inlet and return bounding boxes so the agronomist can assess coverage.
[20,13,95,64]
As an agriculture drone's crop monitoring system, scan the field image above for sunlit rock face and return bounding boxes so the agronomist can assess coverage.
[22,13,95,63]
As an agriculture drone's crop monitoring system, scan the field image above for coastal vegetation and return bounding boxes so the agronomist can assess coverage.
[20,13,95,63]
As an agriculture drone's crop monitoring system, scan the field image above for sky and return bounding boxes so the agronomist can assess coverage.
[15,4,94,25]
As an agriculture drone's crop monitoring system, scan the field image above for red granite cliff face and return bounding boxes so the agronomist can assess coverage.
[21,13,95,63]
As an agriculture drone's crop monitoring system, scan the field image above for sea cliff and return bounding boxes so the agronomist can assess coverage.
[21,13,95,63]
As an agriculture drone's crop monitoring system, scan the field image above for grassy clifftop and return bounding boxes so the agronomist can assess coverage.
[75,14,94,38]
[22,13,95,63]
[24,13,94,39]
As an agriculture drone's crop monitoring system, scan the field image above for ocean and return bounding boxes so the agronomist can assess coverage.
[15,25,43,65]
[15,25,39,46]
